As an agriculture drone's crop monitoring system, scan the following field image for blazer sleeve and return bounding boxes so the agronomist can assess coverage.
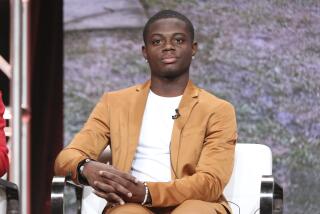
[0,92,9,177]
[54,93,111,182]
[147,101,237,207]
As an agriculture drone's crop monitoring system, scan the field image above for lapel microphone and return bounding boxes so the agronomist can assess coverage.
[172,109,180,119]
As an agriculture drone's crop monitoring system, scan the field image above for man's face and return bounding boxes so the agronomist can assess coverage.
[142,18,197,79]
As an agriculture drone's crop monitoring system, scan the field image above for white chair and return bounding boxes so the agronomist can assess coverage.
[223,144,283,214]
[51,144,283,214]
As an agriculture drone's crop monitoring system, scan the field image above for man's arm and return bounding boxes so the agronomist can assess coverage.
[54,93,140,204]
[81,160,144,204]
[145,101,237,207]
[54,93,111,181]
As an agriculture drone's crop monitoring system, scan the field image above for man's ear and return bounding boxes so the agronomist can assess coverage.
[142,46,147,60]
[192,41,198,56]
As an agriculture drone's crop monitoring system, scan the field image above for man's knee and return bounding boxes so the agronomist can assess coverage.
[172,200,219,214]
[105,203,153,214]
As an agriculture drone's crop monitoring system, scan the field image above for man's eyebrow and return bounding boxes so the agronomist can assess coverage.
[150,33,162,37]
[173,33,187,37]
[150,32,187,37]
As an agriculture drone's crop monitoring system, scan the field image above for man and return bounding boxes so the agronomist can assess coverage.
[0,91,9,177]
[55,10,237,214]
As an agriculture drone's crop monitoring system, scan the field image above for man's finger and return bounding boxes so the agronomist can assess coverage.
[99,169,138,184]
[106,177,133,198]
[119,172,139,184]
[93,190,125,205]
[99,170,132,188]
[93,181,115,194]
[106,193,125,205]
[98,172,133,197]
[101,167,138,184]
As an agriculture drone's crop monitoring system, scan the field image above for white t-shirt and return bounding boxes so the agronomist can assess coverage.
[131,90,182,182]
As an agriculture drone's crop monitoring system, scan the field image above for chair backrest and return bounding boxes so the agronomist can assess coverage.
[223,143,273,214]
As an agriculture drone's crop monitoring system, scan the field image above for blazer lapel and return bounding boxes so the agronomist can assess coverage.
[170,80,199,178]
[125,80,150,172]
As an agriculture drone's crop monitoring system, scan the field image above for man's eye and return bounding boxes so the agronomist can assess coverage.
[175,39,183,44]
[152,40,161,45]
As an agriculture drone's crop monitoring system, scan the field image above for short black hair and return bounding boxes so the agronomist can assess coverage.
[143,10,195,44]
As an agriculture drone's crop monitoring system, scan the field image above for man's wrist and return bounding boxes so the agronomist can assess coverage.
[77,158,91,185]
[141,182,152,207]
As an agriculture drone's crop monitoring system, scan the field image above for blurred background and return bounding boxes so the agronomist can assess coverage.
[0,0,319,213]
[64,0,320,213]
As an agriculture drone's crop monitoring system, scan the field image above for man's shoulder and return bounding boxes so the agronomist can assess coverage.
[100,81,148,105]
[108,84,140,97]
[197,87,235,111]
[105,82,147,98]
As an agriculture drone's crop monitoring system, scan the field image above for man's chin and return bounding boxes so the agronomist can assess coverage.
[159,70,187,79]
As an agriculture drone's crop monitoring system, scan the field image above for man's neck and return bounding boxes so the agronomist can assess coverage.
[150,74,189,97]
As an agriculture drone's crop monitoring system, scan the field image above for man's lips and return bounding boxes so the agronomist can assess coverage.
[161,56,178,64]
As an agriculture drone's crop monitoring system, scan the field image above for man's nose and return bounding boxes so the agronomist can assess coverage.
[163,41,175,51]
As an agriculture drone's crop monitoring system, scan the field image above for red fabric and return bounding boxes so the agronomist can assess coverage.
[0,91,9,176]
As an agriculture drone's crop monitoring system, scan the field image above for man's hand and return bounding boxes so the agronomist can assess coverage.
[82,161,138,204]
[99,171,146,204]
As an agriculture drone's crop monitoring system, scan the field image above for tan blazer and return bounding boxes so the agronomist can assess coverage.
[54,80,237,212]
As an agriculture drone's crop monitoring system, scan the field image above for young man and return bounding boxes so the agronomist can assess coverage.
[55,10,237,214]
[0,91,9,177]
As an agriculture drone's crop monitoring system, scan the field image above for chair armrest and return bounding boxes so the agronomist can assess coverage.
[260,175,283,214]
[0,178,20,214]
[51,176,83,214]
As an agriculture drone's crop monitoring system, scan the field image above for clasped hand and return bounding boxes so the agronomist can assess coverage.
[82,161,146,205]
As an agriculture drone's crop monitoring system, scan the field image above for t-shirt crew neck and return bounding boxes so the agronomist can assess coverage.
[131,90,182,182]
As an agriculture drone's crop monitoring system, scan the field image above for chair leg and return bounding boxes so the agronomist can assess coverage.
[51,176,83,214]
[260,175,283,214]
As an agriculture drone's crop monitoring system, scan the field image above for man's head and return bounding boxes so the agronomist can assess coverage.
[143,10,195,44]
[142,10,197,80]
